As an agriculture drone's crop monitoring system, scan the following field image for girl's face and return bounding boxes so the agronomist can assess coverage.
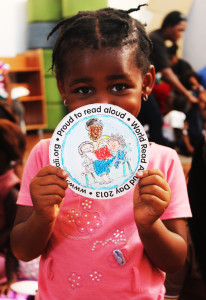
[57,48,155,117]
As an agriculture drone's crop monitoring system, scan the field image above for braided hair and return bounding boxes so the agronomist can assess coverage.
[47,5,153,80]
[0,119,26,164]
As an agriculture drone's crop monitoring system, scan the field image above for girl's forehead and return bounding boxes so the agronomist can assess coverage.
[64,47,137,74]
[67,46,132,58]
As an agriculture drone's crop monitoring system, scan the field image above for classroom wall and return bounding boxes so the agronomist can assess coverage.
[0,0,205,71]
[183,0,206,71]
[146,0,193,31]
[0,0,28,57]
[108,0,153,26]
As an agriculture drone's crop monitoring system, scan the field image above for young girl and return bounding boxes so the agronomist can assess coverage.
[0,119,25,296]
[10,6,191,300]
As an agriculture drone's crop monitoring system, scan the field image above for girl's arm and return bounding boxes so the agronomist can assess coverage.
[10,165,68,261]
[134,169,187,273]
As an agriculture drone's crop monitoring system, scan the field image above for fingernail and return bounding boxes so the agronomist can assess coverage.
[62,170,68,177]
[136,171,143,177]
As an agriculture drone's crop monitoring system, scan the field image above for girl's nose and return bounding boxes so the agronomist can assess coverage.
[94,98,110,104]
[94,95,116,106]
[93,89,112,104]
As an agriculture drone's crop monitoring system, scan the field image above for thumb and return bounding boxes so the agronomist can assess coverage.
[54,197,64,217]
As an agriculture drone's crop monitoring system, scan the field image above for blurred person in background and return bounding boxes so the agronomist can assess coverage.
[164,135,206,300]
[138,11,197,146]
[0,119,26,296]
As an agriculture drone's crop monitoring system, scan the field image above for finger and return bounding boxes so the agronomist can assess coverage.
[136,169,165,179]
[139,193,169,211]
[138,174,170,192]
[139,184,170,202]
[35,175,68,189]
[33,195,64,211]
[36,185,67,198]
[137,169,169,189]
[40,194,65,206]
[37,165,68,179]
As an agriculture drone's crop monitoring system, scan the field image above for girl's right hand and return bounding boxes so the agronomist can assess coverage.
[30,165,68,223]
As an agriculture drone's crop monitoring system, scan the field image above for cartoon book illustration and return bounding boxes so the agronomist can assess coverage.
[50,103,149,199]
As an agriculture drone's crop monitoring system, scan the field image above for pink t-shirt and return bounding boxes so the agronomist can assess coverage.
[17,139,191,300]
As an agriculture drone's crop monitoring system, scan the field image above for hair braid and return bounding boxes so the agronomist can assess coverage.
[126,4,148,14]
[48,6,152,78]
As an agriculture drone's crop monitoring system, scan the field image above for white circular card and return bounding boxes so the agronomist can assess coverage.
[49,103,149,199]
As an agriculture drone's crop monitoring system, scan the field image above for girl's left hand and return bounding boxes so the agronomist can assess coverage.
[133,169,171,230]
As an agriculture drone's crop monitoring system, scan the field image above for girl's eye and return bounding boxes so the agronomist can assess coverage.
[75,86,92,94]
[112,84,127,92]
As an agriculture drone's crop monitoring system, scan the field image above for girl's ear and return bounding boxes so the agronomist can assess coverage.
[56,75,66,101]
[142,65,155,96]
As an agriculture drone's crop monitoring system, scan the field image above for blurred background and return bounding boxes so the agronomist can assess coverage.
[0,0,205,70]
[0,0,205,133]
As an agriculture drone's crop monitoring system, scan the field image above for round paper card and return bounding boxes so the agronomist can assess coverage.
[49,103,149,199]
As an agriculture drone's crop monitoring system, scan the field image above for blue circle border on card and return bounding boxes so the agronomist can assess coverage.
[61,115,140,190]
[49,103,149,199]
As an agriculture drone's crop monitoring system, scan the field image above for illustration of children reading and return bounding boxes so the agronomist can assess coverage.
[78,141,97,185]
[85,118,115,184]
[108,133,126,168]
[86,118,109,150]
[78,140,115,185]
[79,118,132,186]
[93,139,115,184]
[108,133,132,176]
